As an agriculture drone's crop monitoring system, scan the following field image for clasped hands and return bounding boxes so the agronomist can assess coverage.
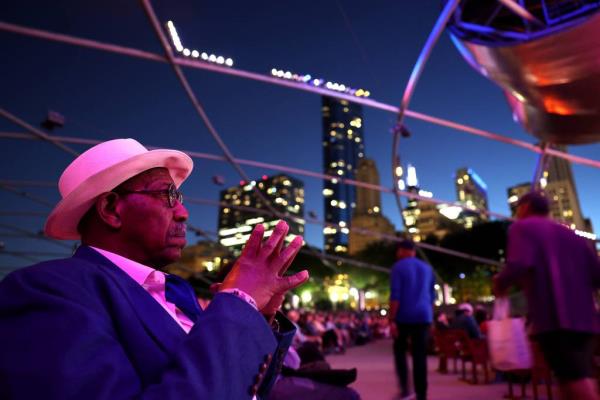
[219,220,309,319]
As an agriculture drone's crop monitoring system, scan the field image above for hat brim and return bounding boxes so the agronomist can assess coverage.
[44,149,193,240]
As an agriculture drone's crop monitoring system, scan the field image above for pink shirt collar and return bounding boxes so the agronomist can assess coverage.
[90,246,159,285]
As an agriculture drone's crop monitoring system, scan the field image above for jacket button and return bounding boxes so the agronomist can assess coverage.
[264,353,273,363]
[254,374,262,384]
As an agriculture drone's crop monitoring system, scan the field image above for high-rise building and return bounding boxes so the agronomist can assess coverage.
[507,145,592,233]
[399,164,463,241]
[218,174,304,255]
[401,164,422,240]
[322,96,365,254]
[348,158,395,255]
[455,167,489,228]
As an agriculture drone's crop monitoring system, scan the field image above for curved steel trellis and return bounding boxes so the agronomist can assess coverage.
[0,1,598,283]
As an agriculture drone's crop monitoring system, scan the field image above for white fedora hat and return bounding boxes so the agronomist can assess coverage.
[44,138,193,240]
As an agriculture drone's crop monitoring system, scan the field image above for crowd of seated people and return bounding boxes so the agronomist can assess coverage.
[290,309,391,354]
[269,308,392,400]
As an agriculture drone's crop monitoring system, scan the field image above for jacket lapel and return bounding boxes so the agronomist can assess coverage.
[73,246,186,353]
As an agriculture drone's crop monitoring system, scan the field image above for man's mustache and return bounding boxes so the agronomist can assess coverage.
[169,224,187,237]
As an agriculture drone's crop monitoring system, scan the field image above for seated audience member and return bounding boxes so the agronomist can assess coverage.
[450,303,482,339]
[0,139,309,399]
[474,306,490,336]
[270,345,360,400]
[434,311,450,332]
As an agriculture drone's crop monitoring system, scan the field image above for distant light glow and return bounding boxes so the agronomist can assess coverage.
[508,195,519,203]
[459,273,466,279]
[182,48,191,56]
[439,205,463,220]
[397,179,406,190]
[406,164,418,187]
[301,290,312,303]
[418,190,433,198]
[467,168,488,190]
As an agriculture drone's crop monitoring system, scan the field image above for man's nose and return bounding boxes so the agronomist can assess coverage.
[173,201,189,222]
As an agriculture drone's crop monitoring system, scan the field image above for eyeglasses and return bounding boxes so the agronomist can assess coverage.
[116,183,183,208]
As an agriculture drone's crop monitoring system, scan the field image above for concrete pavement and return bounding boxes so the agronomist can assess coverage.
[327,339,512,400]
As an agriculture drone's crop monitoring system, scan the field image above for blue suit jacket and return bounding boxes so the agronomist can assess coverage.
[0,246,294,399]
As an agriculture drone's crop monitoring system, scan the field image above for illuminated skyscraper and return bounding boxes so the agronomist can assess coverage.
[401,164,421,240]
[398,164,456,242]
[218,174,304,255]
[507,145,592,233]
[455,167,489,228]
[322,96,365,254]
[348,158,395,255]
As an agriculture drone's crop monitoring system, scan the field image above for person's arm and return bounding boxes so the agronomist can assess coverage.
[494,222,535,296]
[0,267,280,399]
[587,243,600,288]
[389,265,401,338]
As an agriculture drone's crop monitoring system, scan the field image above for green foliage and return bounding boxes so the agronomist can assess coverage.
[422,220,510,286]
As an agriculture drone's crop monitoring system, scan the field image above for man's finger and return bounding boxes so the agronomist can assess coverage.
[240,223,265,259]
[260,220,288,260]
[275,236,303,276]
[276,270,309,292]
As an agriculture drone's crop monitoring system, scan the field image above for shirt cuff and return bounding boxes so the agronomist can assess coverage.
[220,288,258,311]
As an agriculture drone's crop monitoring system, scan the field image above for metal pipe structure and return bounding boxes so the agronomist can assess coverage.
[0,131,514,221]
[0,108,80,156]
[2,21,600,168]
[390,0,461,268]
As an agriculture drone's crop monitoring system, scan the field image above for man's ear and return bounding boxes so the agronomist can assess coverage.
[96,192,122,229]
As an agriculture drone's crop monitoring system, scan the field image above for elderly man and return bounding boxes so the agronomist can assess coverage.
[494,191,600,400]
[0,139,309,399]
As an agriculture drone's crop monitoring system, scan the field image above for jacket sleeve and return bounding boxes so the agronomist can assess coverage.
[0,265,287,400]
[495,222,535,293]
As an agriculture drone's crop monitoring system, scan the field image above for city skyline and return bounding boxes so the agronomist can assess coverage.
[1,1,599,271]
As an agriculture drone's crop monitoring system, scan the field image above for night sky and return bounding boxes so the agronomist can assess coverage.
[1,0,599,272]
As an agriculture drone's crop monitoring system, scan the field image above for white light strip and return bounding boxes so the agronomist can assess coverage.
[166,21,183,52]
[574,229,597,241]
[270,68,370,98]
[165,20,233,67]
